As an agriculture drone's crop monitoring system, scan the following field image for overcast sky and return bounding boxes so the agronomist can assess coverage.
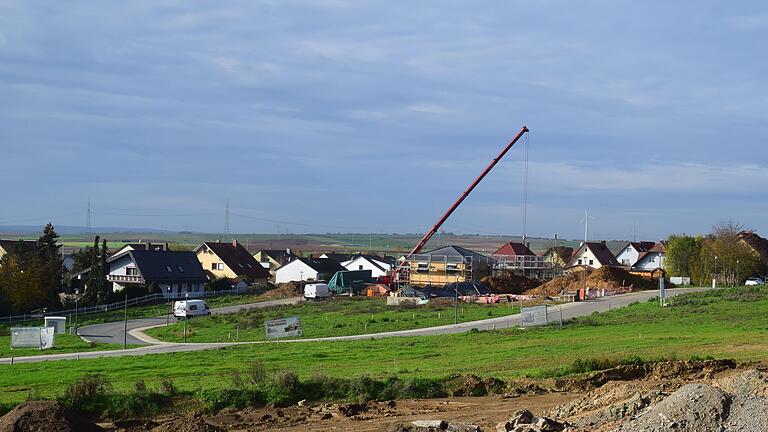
[1,1,766,240]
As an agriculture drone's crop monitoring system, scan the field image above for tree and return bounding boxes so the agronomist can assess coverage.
[37,223,63,309]
[697,221,761,286]
[664,235,700,278]
[0,241,45,314]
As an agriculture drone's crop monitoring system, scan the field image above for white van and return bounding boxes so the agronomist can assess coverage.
[304,283,331,299]
[174,300,211,319]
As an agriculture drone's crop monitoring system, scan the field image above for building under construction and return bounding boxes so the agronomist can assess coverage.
[399,245,494,286]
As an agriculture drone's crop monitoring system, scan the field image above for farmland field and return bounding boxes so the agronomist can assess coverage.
[1,286,767,406]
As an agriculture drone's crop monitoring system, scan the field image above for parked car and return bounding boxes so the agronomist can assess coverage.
[304,283,331,299]
[173,299,210,319]
[745,277,765,286]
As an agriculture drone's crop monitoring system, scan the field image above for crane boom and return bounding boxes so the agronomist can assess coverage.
[407,125,530,257]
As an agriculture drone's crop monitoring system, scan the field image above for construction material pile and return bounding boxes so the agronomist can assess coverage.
[258,282,302,300]
[480,272,540,294]
[525,267,656,297]
[0,400,104,432]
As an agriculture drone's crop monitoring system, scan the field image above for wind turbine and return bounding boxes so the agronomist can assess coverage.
[580,209,594,243]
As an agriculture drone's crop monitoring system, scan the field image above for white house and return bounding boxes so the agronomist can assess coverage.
[632,242,667,271]
[274,257,345,284]
[340,255,394,278]
[77,249,206,299]
[614,242,656,267]
[565,241,621,270]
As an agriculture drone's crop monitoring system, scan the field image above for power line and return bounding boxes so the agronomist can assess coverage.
[86,200,91,234]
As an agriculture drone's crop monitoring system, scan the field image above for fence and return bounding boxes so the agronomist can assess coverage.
[0,289,250,325]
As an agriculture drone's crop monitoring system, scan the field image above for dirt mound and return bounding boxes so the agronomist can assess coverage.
[259,282,302,300]
[526,267,656,296]
[0,400,104,432]
[480,272,540,294]
[150,415,223,432]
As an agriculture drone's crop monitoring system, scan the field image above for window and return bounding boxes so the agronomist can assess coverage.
[165,265,173,273]
[211,263,217,270]
[217,263,224,270]
[190,305,197,310]
[126,267,138,276]
[589,260,594,265]
[359,265,363,270]
[177,265,185,273]
[577,259,582,265]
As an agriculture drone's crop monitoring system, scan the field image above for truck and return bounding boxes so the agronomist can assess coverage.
[173,299,210,319]
[303,283,331,300]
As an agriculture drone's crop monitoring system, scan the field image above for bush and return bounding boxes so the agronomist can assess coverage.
[245,361,268,385]
[159,378,178,397]
[196,388,257,412]
[61,374,112,415]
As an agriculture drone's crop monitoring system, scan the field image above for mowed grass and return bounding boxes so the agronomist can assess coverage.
[0,334,130,358]
[145,297,521,342]
[1,287,768,405]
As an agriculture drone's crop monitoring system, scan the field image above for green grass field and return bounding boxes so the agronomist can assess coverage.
[0,334,131,358]
[1,287,767,407]
[146,297,521,343]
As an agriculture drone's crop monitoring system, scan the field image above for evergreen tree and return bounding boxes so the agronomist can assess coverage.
[37,223,63,309]
[85,236,100,305]
[99,239,109,303]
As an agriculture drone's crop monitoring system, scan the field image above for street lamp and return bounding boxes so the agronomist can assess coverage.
[713,255,718,288]
[183,292,189,343]
[73,288,80,335]
[167,286,172,326]
[736,259,740,287]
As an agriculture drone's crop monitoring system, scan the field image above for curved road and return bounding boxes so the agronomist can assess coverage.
[0,288,707,365]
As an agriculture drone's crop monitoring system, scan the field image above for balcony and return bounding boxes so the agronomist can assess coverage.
[107,274,144,284]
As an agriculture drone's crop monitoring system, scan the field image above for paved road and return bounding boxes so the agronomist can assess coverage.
[0,288,707,365]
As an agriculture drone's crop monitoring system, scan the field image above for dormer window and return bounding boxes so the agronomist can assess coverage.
[177,265,185,273]
[165,265,173,273]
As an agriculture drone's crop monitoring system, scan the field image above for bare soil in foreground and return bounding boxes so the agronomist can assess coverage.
[5,359,768,432]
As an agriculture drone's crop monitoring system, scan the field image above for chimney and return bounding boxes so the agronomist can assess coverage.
[286,248,291,255]
[601,240,606,246]
[232,239,238,248]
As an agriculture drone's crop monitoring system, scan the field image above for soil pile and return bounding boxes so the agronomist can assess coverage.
[480,273,540,294]
[149,415,223,432]
[525,267,656,296]
[258,282,302,300]
[0,400,104,432]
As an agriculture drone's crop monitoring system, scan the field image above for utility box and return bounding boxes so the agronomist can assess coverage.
[44,316,67,334]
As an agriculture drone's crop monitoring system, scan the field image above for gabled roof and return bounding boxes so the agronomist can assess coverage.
[129,250,206,282]
[321,253,354,263]
[0,239,39,254]
[256,249,297,265]
[567,242,621,267]
[543,246,574,262]
[196,241,270,279]
[419,245,491,261]
[493,242,535,257]
[649,241,667,253]
[344,255,390,272]
[281,257,345,274]
[739,231,768,259]
[621,241,656,254]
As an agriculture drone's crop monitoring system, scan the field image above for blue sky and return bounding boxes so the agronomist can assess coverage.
[1,1,766,240]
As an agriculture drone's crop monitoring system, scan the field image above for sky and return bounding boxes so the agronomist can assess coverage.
[1,1,767,240]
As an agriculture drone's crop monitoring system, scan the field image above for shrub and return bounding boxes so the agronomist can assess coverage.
[159,378,178,397]
[196,388,257,412]
[349,375,378,402]
[61,374,112,414]
[245,360,267,386]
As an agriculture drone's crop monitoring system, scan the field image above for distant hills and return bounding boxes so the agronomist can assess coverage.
[0,225,168,235]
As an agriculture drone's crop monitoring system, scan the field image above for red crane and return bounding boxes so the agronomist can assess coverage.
[407,125,530,257]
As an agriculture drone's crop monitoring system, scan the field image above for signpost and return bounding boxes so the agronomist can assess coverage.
[659,277,666,307]
[264,316,302,339]
[520,305,548,328]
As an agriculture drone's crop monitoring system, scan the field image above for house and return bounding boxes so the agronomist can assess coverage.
[0,239,40,261]
[738,231,768,274]
[274,257,345,284]
[253,249,297,278]
[319,253,354,263]
[406,245,493,286]
[109,242,170,256]
[614,242,656,267]
[542,246,574,269]
[492,242,549,279]
[565,241,621,270]
[341,254,395,278]
[103,249,206,298]
[632,242,666,271]
[194,240,270,284]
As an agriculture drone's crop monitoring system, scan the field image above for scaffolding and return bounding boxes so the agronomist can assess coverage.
[396,253,498,288]
[492,254,561,280]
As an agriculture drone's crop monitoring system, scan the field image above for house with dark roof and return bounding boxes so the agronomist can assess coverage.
[565,241,621,270]
[632,242,667,271]
[340,254,395,278]
[109,242,169,257]
[319,253,355,263]
[194,240,270,284]
[0,239,40,262]
[253,249,297,279]
[738,231,768,274]
[615,242,656,267]
[542,246,574,269]
[103,249,206,298]
[274,257,345,283]
[407,245,494,286]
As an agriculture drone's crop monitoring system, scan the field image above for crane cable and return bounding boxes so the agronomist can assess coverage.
[522,130,530,241]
